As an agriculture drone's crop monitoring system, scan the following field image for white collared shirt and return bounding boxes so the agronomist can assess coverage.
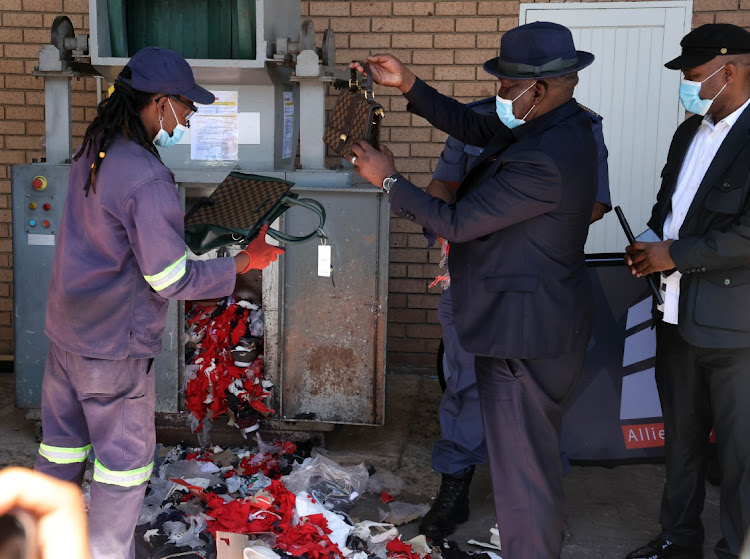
[659,96,750,324]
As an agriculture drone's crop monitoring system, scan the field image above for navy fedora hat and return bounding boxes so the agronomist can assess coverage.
[483,21,595,79]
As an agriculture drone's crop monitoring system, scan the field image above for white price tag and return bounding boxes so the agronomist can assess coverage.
[318,244,332,277]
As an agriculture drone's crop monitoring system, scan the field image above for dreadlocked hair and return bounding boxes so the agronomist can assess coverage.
[74,66,162,196]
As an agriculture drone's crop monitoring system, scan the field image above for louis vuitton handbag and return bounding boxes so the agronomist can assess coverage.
[184,172,326,255]
[323,62,385,159]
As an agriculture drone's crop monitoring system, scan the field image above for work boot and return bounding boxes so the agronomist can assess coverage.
[419,466,474,541]
[625,537,703,559]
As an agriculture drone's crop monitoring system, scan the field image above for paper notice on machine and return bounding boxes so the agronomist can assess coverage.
[191,90,239,161]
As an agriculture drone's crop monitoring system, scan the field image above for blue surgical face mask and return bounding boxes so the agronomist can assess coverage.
[153,99,187,147]
[496,81,537,129]
[678,65,727,116]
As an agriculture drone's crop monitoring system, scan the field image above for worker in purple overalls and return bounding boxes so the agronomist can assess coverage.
[34,46,284,559]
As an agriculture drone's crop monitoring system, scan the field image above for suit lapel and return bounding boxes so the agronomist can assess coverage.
[683,105,750,224]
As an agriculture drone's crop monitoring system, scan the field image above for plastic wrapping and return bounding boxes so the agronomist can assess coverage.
[378,501,430,526]
[138,502,174,527]
[249,309,264,338]
[143,478,179,506]
[282,453,368,512]
[160,459,223,487]
[162,513,211,549]
[365,472,405,497]
[197,418,214,448]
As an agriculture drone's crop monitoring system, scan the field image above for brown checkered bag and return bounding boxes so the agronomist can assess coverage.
[324,63,384,159]
[184,172,326,255]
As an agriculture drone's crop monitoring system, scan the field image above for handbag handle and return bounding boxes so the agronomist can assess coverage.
[264,195,327,244]
[350,61,375,99]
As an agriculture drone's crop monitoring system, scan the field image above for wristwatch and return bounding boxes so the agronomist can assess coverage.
[382,173,402,194]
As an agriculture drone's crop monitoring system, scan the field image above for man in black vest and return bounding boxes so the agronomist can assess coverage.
[625,24,750,559]
[350,22,598,559]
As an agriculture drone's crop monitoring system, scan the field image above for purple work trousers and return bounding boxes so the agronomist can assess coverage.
[35,341,156,559]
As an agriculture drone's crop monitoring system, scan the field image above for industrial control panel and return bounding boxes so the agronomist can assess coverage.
[11,164,69,408]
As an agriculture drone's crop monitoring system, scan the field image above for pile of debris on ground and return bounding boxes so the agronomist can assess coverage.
[129,435,502,559]
[136,294,500,558]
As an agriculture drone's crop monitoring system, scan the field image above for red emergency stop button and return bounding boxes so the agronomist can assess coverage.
[32,176,47,191]
[43,203,51,211]
[42,220,50,228]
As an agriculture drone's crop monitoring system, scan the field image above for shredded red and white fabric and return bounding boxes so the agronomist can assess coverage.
[185,299,273,433]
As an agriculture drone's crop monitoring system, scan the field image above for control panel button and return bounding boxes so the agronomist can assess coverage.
[43,203,51,211]
[32,176,48,191]
[29,202,37,210]
[42,220,50,228]
[29,219,37,227]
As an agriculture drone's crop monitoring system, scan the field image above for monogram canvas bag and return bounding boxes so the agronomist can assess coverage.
[184,172,326,255]
[323,63,384,159]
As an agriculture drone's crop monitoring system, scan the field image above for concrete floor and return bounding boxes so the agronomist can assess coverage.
[0,372,723,558]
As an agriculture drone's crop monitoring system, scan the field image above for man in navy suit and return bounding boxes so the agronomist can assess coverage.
[350,22,599,559]
[419,96,612,542]
[625,24,750,559]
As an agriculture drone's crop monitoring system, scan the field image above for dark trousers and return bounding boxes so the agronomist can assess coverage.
[432,287,488,476]
[656,323,750,559]
[475,344,587,559]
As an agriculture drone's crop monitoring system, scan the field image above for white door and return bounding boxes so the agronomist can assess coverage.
[521,1,692,253]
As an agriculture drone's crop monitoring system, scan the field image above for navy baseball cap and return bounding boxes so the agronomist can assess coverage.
[117,46,215,105]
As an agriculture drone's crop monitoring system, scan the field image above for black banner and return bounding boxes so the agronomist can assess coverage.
[562,255,665,463]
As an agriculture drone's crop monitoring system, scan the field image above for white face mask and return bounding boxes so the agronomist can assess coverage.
[153,99,187,147]
[495,81,537,129]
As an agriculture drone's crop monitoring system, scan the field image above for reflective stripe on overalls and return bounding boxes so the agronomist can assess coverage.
[143,252,187,292]
[93,459,153,487]
[38,443,92,464]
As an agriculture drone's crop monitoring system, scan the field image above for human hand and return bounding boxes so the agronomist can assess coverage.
[624,240,675,276]
[236,225,285,273]
[0,467,90,559]
[349,140,398,189]
[350,55,417,93]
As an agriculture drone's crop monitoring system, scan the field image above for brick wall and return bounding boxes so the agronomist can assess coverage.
[0,0,747,369]
[0,0,99,356]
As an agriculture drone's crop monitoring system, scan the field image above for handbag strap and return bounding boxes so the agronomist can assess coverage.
[265,196,327,244]
[350,61,375,99]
